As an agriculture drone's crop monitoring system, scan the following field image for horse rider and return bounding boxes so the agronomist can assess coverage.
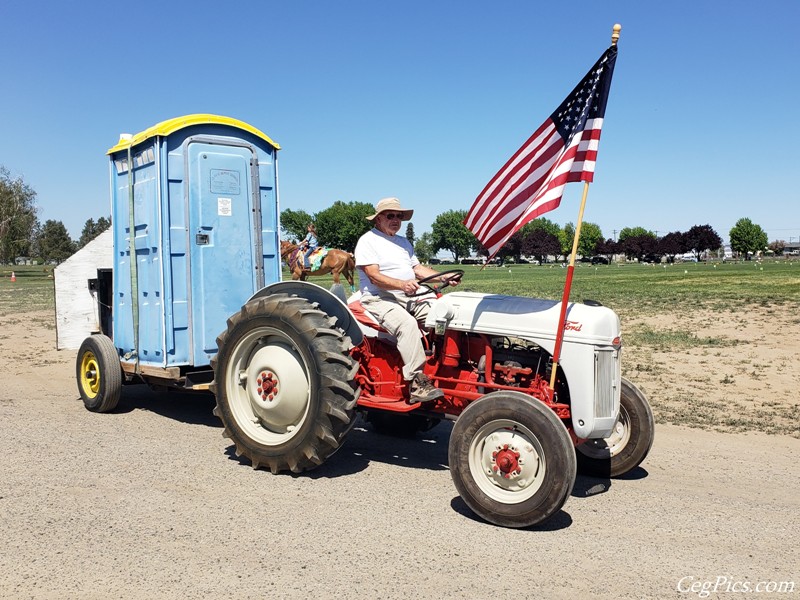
[299,223,318,269]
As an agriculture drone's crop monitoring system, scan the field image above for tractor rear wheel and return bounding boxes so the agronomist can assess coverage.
[575,377,655,478]
[449,391,576,528]
[211,294,360,473]
[76,334,122,413]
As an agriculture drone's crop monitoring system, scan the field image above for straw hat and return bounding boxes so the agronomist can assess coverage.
[365,197,414,221]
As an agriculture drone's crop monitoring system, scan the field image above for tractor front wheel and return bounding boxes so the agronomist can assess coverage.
[449,391,576,528]
[76,334,122,413]
[211,294,360,473]
[575,377,655,478]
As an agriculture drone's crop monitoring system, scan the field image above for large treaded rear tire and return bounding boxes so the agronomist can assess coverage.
[211,294,360,473]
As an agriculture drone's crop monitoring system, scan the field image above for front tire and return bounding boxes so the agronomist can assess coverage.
[575,377,655,477]
[449,391,577,528]
[76,334,122,413]
[211,294,360,473]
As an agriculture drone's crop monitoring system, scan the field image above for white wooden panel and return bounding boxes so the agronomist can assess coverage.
[54,230,113,350]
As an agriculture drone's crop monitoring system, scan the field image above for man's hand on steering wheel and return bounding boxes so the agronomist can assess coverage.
[406,269,465,297]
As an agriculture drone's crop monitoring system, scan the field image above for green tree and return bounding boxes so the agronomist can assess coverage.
[430,209,475,263]
[78,216,111,248]
[563,221,603,258]
[414,232,435,263]
[0,166,39,262]
[618,226,656,243]
[405,222,416,246]
[729,218,768,259]
[280,208,314,242]
[38,219,76,263]
[314,200,374,251]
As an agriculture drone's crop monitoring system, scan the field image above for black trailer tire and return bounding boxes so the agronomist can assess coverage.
[575,377,655,478]
[76,334,122,413]
[211,294,360,473]
[449,391,577,528]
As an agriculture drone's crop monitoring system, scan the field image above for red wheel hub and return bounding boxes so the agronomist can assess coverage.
[492,444,521,479]
[256,371,279,402]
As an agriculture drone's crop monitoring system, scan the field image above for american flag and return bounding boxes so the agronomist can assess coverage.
[465,46,618,260]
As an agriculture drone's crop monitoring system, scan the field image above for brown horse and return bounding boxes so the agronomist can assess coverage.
[280,241,356,287]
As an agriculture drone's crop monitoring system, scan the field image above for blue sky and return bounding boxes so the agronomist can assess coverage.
[2,1,798,246]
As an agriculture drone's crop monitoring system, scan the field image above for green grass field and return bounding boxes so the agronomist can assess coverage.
[306,258,800,316]
[0,266,55,316]
[3,259,798,316]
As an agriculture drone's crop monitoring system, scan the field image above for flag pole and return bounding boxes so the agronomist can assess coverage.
[549,24,621,392]
[549,181,590,390]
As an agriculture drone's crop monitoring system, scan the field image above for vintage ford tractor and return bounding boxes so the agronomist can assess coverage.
[71,116,654,528]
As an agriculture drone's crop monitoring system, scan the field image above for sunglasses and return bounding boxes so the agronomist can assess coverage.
[382,212,403,220]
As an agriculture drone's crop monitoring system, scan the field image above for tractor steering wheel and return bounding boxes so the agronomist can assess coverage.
[406,269,465,297]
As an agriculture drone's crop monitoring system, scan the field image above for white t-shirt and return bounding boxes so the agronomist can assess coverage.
[355,228,419,299]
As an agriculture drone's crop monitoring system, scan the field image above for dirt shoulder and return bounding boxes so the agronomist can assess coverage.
[622,304,799,437]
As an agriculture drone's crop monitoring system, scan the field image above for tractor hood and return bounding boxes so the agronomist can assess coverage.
[424,292,620,348]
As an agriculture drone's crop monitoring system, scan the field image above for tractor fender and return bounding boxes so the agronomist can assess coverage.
[248,281,364,348]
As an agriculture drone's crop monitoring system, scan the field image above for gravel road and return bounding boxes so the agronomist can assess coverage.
[1,314,798,599]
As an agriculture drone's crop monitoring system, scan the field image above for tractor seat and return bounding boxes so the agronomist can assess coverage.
[347,292,391,337]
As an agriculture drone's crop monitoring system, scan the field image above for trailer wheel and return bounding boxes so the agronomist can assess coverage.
[449,391,576,528]
[76,334,122,413]
[211,294,360,474]
[575,377,655,478]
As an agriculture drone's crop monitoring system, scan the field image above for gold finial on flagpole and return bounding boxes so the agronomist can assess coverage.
[611,24,622,46]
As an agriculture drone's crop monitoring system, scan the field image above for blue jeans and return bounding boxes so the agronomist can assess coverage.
[303,247,316,268]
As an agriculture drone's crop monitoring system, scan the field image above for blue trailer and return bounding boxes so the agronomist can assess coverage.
[78,115,285,404]
[75,113,363,471]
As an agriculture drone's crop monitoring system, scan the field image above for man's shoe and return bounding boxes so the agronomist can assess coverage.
[408,373,444,404]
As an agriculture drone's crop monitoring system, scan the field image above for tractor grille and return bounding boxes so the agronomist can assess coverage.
[593,348,618,420]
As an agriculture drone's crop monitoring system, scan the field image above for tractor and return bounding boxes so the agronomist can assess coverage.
[72,115,654,528]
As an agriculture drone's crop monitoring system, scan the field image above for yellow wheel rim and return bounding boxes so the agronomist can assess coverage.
[80,350,100,399]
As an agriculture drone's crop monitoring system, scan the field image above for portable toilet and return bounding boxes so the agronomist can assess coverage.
[107,114,281,376]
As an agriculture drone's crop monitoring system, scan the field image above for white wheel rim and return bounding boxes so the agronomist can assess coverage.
[577,404,632,459]
[467,419,546,504]
[224,326,310,445]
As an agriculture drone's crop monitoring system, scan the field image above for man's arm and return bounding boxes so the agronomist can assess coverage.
[412,264,459,286]
[412,264,443,280]
[362,264,421,296]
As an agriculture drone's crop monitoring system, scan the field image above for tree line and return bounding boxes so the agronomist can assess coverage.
[0,167,109,264]
[281,202,776,263]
